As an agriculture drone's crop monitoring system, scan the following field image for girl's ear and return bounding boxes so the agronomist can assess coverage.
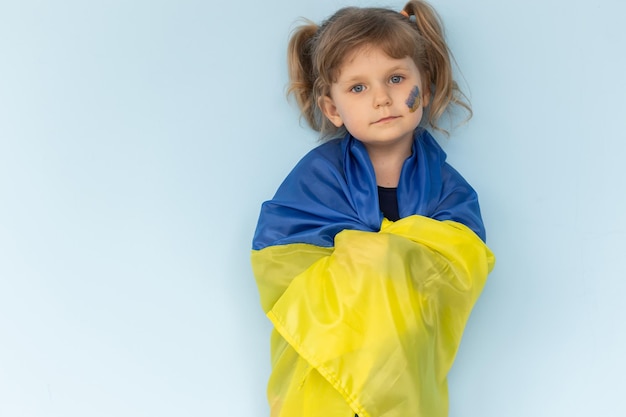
[422,89,431,108]
[422,83,431,108]
[319,95,344,127]
[421,78,432,108]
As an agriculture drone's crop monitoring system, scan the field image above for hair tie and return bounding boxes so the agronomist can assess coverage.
[399,10,410,18]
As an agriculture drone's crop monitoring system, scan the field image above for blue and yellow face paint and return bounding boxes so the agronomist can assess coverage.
[405,86,421,113]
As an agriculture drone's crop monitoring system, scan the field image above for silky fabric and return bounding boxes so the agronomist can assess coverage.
[251,129,494,417]
[253,128,486,251]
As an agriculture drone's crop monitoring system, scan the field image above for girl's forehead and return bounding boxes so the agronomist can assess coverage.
[340,45,414,67]
[342,45,384,63]
[337,47,415,73]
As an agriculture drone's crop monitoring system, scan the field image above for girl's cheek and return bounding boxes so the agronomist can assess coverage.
[405,86,421,113]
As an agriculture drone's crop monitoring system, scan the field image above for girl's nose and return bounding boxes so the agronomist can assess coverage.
[374,86,392,108]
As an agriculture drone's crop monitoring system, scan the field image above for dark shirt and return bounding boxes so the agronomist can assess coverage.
[377,186,400,221]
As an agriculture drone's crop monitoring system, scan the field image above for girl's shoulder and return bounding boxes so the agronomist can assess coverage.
[290,136,348,174]
[414,127,446,158]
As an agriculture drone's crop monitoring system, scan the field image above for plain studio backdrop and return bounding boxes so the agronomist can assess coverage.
[1,0,624,416]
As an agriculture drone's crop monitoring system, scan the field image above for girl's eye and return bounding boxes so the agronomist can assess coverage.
[350,85,365,93]
[390,75,404,84]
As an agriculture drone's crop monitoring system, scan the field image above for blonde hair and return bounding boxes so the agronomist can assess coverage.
[287,0,471,138]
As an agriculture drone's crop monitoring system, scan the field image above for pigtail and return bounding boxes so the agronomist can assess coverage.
[287,22,322,132]
[402,0,472,133]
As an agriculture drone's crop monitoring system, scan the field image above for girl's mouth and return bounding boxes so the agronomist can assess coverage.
[374,116,399,124]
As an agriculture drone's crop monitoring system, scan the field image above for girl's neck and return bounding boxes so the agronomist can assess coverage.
[364,140,413,188]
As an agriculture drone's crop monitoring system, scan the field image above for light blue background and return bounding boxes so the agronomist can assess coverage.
[1,0,625,416]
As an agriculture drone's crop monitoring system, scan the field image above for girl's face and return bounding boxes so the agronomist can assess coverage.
[320,46,429,153]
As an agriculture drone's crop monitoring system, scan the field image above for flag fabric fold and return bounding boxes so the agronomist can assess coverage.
[251,129,494,417]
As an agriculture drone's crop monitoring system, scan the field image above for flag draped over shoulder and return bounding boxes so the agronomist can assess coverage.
[251,129,495,417]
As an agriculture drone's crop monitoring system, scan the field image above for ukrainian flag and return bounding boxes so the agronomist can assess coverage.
[251,129,495,417]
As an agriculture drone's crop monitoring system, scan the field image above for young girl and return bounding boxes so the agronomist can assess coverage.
[251,1,495,416]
